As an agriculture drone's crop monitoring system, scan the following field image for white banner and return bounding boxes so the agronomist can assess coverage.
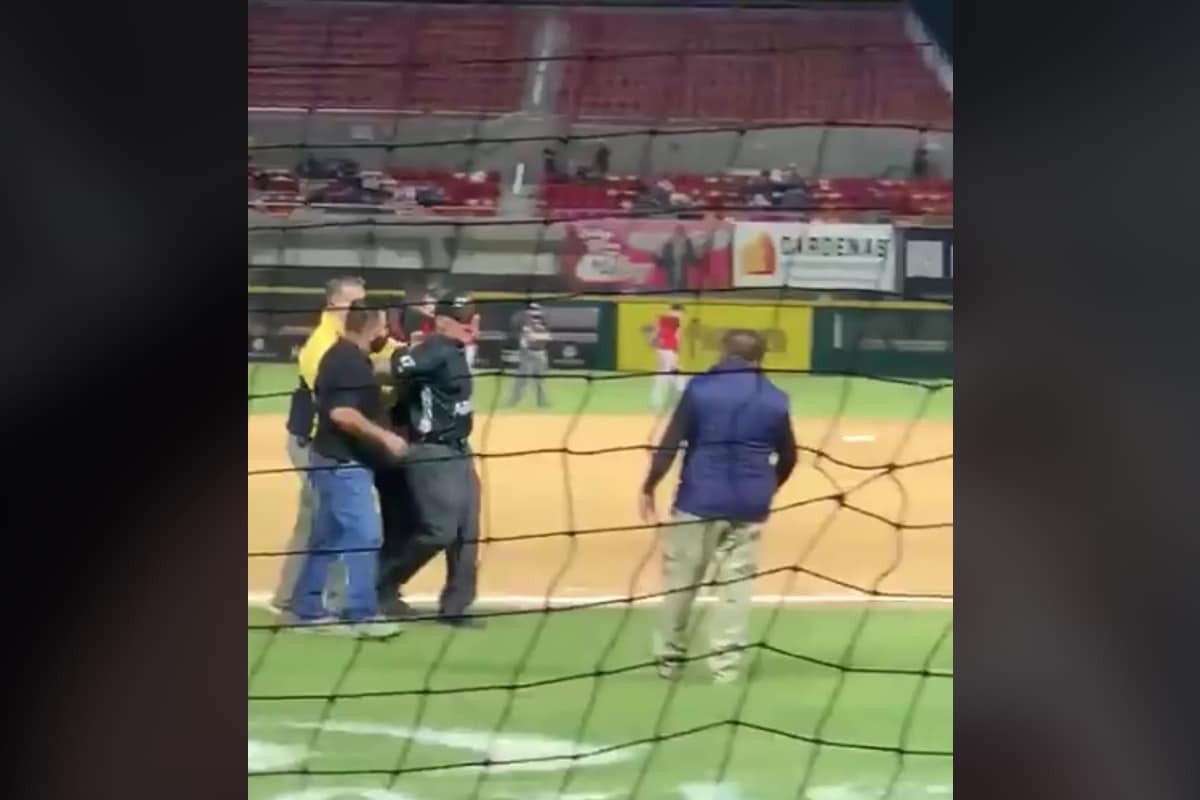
[732,222,898,292]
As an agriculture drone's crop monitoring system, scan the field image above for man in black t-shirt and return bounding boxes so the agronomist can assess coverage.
[287,302,408,635]
[377,289,482,627]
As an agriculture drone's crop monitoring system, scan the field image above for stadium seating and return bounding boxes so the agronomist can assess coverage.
[536,175,952,220]
[247,167,501,217]
[248,4,534,111]
[249,4,949,127]
[557,8,950,126]
[247,3,952,218]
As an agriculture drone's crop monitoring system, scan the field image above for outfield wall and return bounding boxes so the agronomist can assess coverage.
[249,289,952,378]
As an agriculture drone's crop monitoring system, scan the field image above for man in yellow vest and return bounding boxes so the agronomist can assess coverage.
[271,276,402,613]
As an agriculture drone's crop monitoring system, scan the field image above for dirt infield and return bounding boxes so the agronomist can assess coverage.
[247,414,952,600]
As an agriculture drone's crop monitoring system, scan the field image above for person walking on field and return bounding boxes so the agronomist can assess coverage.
[646,303,687,410]
[506,302,551,408]
[272,276,366,615]
[638,329,798,683]
[287,302,408,636]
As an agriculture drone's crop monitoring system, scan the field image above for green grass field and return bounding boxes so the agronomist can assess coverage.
[247,363,953,421]
[248,605,952,800]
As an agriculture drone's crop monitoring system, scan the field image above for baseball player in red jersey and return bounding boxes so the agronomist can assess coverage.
[463,305,481,372]
[648,304,687,410]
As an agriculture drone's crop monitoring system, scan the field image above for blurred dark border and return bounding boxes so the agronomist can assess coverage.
[0,2,244,799]
[1,1,1198,799]
[956,1,1198,798]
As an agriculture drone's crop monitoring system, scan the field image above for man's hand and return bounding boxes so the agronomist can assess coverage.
[380,430,409,459]
[638,491,657,526]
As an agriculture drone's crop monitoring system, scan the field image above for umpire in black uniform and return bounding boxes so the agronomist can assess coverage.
[378,289,482,627]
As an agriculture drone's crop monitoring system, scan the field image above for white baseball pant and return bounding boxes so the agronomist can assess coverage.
[652,348,687,409]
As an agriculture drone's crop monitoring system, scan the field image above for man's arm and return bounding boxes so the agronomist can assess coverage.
[329,405,397,447]
[773,412,798,489]
[322,356,407,456]
[641,395,692,494]
[389,341,444,381]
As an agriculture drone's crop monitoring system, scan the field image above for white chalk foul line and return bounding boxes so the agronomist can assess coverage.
[247,592,950,609]
[247,739,308,773]
[271,721,643,774]
[841,434,876,443]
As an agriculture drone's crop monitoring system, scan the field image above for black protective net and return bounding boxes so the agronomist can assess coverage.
[248,4,952,800]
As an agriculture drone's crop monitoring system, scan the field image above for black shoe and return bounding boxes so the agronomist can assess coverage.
[378,598,415,620]
[438,613,486,629]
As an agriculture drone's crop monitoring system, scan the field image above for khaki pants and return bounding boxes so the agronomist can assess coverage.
[655,511,761,680]
[271,435,344,612]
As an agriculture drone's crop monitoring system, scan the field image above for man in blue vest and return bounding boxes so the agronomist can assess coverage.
[639,329,798,684]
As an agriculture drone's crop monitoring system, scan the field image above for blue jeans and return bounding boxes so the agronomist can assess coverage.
[288,452,382,622]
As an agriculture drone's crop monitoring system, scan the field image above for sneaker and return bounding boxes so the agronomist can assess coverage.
[351,619,403,639]
[378,597,416,620]
[656,659,682,680]
[328,617,402,639]
[267,598,290,615]
[278,612,336,633]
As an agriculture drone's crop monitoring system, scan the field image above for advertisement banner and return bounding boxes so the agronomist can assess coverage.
[248,333,307,363]
[732,222,898,293]
[560,218,733,291]
[899,226,953,301]
[616,301,812,374]
[248,297,321,362]
[473,300,616,371]
[811,307,952,379]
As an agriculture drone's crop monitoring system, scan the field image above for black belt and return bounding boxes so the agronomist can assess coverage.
[414,436,468,450]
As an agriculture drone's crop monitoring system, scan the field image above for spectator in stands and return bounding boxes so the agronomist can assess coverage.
[331,157,360,180]
[747,170,778,207]
[542,147,562,180]
[296,154,323,180]
[779,184,809,210]
[656,225,703,290]
[415,185,447,208]
[305,175,389,206]
[249,156,269,193]
[632,180,668,213]
[912,145,931,179]
[296,155,361,181]
[654,180,676,207]
[912,132,939,179]
[592,143,610,179]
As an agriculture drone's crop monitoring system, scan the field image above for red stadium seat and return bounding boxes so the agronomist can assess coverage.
[556,7,950,126]
[250,4,950,126]
[249,5,534,111]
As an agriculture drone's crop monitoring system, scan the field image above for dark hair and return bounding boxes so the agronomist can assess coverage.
[722,329,766,364]
[324,276,364,305]
[344,299,382,334]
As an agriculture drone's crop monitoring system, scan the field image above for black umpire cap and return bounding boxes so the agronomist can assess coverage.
[432,288,475,322]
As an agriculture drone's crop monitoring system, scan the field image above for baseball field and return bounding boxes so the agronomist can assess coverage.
[247,364,953,800]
